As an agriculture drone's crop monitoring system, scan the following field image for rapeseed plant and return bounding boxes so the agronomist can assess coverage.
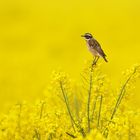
[0,61,139,140]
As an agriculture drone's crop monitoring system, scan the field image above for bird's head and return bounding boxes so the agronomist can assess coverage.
[81,33,93,40]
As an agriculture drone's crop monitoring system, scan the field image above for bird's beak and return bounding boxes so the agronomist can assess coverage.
[81,35,85,37]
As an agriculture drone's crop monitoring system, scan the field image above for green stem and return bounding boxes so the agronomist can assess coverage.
[60,81,76,132]
[87,69,93,133]
[87,60,98,133]
[60,81,86,137]
[34,129,41,140]
[91,95,98,122]
[103,67,138,138]
[97,95,103,128]
[40,102,45,119]
[110,68,136,120]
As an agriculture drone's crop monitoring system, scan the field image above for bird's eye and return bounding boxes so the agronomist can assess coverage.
[85,35,91,39]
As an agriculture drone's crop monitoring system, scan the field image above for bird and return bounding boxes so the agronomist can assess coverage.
[81,33,108,64]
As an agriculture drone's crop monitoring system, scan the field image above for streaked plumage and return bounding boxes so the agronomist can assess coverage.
[81,33,108,62]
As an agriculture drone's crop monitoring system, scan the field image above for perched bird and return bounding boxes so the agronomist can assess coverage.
[81,33,108,63]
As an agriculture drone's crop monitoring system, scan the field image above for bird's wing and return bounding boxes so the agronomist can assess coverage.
[90,39,106,57]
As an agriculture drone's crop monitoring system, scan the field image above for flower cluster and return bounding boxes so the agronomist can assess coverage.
[0,62,139,140]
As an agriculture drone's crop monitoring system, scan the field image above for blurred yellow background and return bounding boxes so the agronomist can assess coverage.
[0,0,140,112]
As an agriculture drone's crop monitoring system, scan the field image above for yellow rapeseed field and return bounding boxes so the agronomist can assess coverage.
[0,62,140,139]
[0,0,140,139]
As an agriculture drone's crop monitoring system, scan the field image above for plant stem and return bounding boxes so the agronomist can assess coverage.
[110,68,137,120]
[97,95,103,128]
[60,81,76,132]
[103,67,138,138]
[60,81,86,137]
[87,59,97,133]
[40,101,45,119]
[91,95,98,122]
[34,129,41,140]
[87,69,93,133]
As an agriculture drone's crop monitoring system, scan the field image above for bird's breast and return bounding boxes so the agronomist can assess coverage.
[86,42,100,56]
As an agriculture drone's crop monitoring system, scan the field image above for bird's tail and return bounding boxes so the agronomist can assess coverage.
[103,57,108,62]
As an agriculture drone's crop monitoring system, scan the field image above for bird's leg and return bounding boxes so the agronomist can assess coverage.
[95,56,99,64]
[92,56,97,67]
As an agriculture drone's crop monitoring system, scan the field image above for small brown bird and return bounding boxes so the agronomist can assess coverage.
[81,33,108,63]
